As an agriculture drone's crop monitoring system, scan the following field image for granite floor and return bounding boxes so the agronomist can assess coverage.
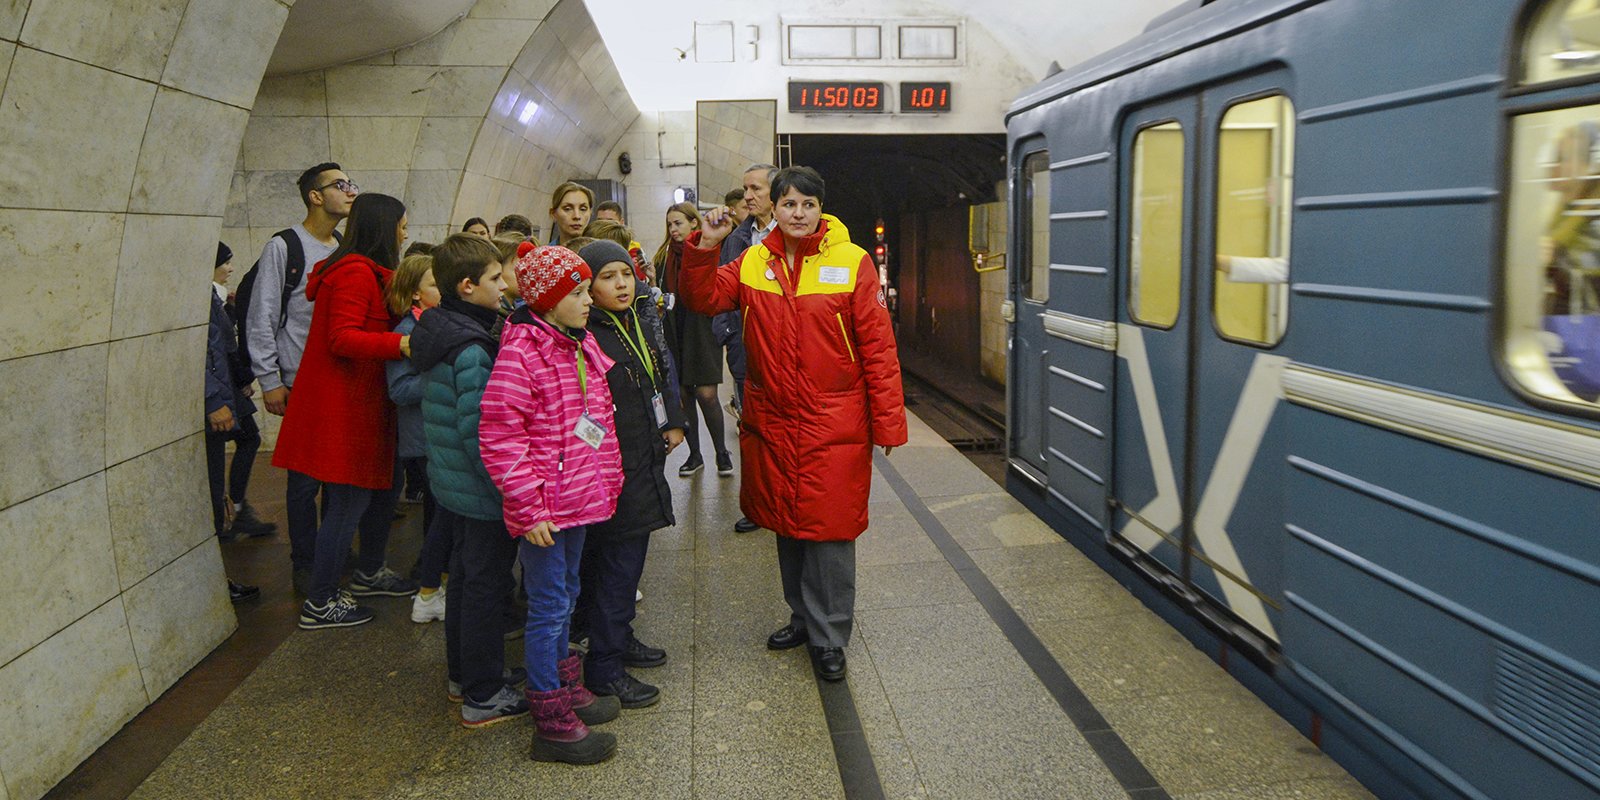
[88,410,1375,800]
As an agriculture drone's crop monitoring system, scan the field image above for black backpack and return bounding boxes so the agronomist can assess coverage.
[232,228,336,385]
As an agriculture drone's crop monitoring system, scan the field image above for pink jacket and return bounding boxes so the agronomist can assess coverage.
[479,312,623,537]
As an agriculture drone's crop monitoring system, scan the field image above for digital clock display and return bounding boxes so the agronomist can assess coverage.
[788,81,886,113]
[900,82,952,113]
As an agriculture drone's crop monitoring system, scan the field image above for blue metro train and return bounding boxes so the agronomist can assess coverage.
[1002,1,1600,797]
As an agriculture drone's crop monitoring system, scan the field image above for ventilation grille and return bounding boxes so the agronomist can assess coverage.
[1494,645,1600,780]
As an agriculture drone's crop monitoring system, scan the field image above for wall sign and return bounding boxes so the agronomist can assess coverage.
[900,82,952,112]
[788,81,887,113]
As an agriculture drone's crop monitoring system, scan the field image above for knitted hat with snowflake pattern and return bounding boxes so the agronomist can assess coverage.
[517,244,592,313]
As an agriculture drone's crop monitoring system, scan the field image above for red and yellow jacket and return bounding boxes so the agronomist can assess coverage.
[680,214,907,541]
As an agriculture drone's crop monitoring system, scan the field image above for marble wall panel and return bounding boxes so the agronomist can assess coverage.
[123,541,235,698]
[224,172,249,228]
[0,346,108,509]
[425,66,506,118]
[391,20,459,67]
[411,117,481,171]
[253,72,327,117]
[323,65,435,117]
[130,88,251,216]
[106,434,211,590]
[439,18,539,67]
[329,116,422,171]
[0,49,155,213]
[0,0,24,40]
[162,0,288,108]
[471,0,557,19]
[104,326,205,466]
[18,0,184,81]
[0,209,120,361]
[403,170,463,227]
[0,600,147,800]
[0,40,13,89]
[357,170,410,200]
[244,170,306,230]
[240,115,329,172]
[111,215,219,339]
[0,474,118,667]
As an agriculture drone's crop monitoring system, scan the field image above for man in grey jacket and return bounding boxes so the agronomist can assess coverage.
[717,164,778,536]
[247,162,355,592]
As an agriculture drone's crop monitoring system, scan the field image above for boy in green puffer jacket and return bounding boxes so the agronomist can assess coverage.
[410,233,621,732]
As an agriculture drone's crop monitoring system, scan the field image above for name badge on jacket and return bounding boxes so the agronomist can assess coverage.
[818,266,850,285]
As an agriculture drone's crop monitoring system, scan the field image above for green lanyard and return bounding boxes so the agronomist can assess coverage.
[575,345,589,413]
[602,308,655,384]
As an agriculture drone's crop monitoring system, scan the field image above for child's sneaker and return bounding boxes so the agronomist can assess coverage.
[449,667,527,703]
[461,685,530,728]
[410,589,446,623]
[350,566,419,597]
[298,593,374,630]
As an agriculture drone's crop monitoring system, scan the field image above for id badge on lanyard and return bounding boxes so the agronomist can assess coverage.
[651,392,668,427]
[574,413,607,450]
[573,346,607,450]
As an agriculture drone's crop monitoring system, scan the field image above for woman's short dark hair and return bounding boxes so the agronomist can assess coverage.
[769,166,825,205]
[325,193,407,271]
[494,214,534,238]
[462,217,489,232]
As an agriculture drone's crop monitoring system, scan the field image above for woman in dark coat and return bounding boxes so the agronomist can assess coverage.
[654,202,731,478]
[574,240,687,709]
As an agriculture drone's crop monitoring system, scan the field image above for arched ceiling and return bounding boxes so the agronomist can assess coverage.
[265,0,477,76]
[266,0,1179,100]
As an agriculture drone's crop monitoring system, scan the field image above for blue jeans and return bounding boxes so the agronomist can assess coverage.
[519,527,587,692]
[308,482,397,604]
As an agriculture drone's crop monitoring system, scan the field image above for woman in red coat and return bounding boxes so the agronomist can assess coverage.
[273,193,414,629]
[681,166,907,682]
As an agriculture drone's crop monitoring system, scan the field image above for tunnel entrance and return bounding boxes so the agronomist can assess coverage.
[787,133,1008,455]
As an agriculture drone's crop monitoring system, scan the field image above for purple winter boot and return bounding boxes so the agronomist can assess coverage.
[559,652,620,725]
[527,687,617,765]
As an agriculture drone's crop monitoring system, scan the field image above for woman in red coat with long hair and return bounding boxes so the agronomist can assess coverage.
[680,167,907,682]
[273,192,415,629]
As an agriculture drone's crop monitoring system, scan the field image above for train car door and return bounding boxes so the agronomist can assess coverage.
[1112,97,1198,580]
[1183,79,1297,645]
[1110,80,1293,649]
[1009,146,1052,482]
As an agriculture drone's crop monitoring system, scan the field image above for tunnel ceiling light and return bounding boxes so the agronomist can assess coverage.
[519,99,540,125]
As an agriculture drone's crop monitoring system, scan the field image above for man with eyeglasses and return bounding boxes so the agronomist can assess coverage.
[246,161,358,594]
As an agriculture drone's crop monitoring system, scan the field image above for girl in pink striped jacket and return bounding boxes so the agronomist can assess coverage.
[480,245,623,765]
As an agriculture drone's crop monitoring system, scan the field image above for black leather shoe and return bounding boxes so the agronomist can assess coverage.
[622,635,667,668]
[733,516,759,533]
[590,673,660,708]
[766,623,809,650]
[228,580,260,603]
[811,646,846,682]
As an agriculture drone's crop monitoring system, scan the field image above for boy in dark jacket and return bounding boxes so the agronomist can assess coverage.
[573,241,687,708]
[409,233,539,728]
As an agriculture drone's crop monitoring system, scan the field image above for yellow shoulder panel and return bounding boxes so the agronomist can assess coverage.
[739,245,783,295]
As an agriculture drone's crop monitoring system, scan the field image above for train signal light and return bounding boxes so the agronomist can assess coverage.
[874,219,885,242]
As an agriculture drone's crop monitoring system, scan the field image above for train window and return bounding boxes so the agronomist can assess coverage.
[1521,0,1600,86]
[1130,122,1184,327]
[1022,150,1051,303]
[1503,107,1600,410]
[1214,95,1294,346]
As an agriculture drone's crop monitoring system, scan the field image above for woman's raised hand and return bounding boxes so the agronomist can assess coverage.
[700,205,736,247]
